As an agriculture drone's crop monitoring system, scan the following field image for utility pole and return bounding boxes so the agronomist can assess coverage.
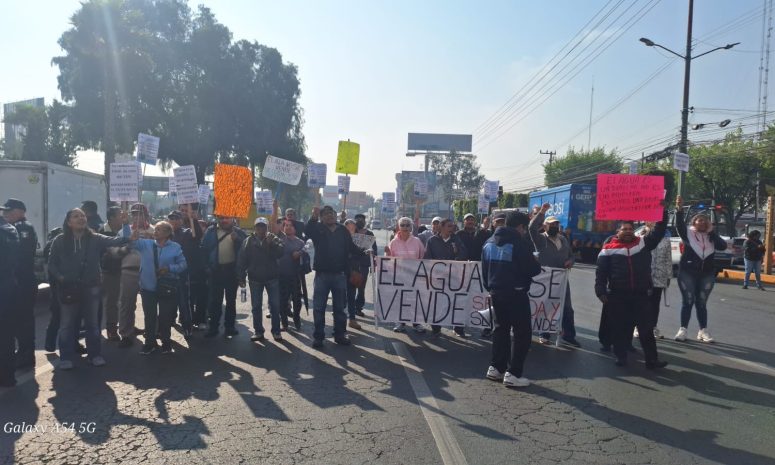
[540,150,556,165]
[677,0,694,198]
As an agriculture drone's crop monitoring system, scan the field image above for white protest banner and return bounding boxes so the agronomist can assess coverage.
[173,165,199,204]
[473,267,568,334]
[109,162,139,202]
[484,180,499,201]
[263,155,304,185]
[137,133,160,165]
[307,163,327,188]
[413,180,428,198]
[352,233,376,251]
[374,258,567,331]
[478,194,489,214]
[673,152,690,172]
[255,190,274,215]
[337,175,350,195]
[198,184,211,205]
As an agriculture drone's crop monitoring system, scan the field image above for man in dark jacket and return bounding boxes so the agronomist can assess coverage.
[425,218,468,336]
[595,215,668,369]
[456,213,490,261]
[81,200,103,231]
[180,203,208,329]
[482,211,541,388]
[306,205,364,347]
[3,199,38,369]
[99,206,127,342]
[201,216,247,337]
[238,218,285,341]
[0,207,20,387]
[168,210,203,339]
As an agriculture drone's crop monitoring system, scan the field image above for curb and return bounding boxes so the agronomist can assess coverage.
[718,269,775,285]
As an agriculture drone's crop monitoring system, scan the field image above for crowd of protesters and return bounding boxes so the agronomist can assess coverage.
[0,193,747,390]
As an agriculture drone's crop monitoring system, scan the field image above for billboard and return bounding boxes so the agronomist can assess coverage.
[407,133,472,153]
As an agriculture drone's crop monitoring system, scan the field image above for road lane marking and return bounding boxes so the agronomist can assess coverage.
[392,341,468,465]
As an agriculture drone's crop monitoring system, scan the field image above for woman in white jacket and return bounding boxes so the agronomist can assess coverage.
[636,222,672,339]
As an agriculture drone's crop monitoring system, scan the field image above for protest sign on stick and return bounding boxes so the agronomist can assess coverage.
[255,190,274,215]
[109,162,139,202]
[214,163,253,218]
[307,163,327,188]
[595,174,664,221]
[483,180,499,201]
[136,133,159,165]
[198,184,211,205]
[173,165,199,204]
[263,155,304,185]
[478,194,489,214]
[336,140,360,174]
[337,175,351,195]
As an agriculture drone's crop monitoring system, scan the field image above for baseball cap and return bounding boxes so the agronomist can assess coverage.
[254,217,268,226]
[2,199,26,211]
[431,216,443,223]
[167,210,183,220]
[544,216,560,224]
[463,213,475,220]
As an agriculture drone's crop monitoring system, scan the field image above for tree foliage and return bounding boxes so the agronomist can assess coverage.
[452,198,478,221]
[427,151,485,209]
[497,192,528,209]
[53,0,306,194]
[544,146,623,187]
[1,101,77,166]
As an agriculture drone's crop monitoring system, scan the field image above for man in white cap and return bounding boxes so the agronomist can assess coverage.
[528,203,580,347]
[417,216,442,246]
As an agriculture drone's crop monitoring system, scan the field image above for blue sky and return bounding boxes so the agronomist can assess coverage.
[0,0,769,196]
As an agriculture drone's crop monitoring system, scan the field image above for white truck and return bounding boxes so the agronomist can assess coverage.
[0,160,107,282]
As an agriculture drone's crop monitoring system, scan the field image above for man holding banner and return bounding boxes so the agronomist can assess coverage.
[595,216,669,370]
[482,211,541,388]
[424,219,468,336]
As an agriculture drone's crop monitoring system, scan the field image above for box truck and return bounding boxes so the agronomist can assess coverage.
[0,160,107,282]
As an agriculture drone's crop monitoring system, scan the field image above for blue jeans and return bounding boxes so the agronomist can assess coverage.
[250,279,281,335]
[312,272,347,341]
[744,259,762,287]
[677,270,716,329]
[59,286,101,363]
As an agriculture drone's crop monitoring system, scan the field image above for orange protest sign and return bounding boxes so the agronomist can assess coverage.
[214,163,253,218]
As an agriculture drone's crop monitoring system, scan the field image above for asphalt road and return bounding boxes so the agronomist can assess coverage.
[2,229,774,464]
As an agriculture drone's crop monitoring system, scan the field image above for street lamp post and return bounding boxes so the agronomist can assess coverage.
[640,0,739,196]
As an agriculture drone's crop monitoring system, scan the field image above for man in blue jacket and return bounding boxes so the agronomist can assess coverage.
[482,211,541,388]
[201,216,247,337]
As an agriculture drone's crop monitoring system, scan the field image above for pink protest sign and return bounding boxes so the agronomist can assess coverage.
[595,174,664,221]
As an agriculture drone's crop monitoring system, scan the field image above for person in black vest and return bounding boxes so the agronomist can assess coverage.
[595,214,669,370]
[482,211,541,388]
[2,199,38,369]
[0,205,20,387]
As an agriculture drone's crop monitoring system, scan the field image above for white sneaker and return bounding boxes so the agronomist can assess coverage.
[653,327,663,339]
[697,328,715,343]
[503,372,530,388]
[91,356,106,367]
[675,327,688,341]
[59,360,74,370]
[486,366,504,381]
[633,327,640,338]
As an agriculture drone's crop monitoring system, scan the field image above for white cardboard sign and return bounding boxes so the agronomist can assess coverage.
[263,155,304,185]
[173,165,199,204]
[109,162,139,202]
[307,163,327,188]
[137,133,160,165]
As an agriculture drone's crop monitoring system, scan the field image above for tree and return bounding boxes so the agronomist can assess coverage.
[683,129,764,235]
[427,151,485,214]
[452,198,478,221]
[544,146,623,187]
[1,101,77,166]
[497,192,528,209]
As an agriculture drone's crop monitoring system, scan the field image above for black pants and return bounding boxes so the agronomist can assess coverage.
[0,285,15,385]
[648,287,663,327]
[208,263,238,331]
[490,289,532,377]
[607,293,659,363]
[190,268,209,326]
[140,290,177,345]
[279,275,302,324]
[12,280,37,358]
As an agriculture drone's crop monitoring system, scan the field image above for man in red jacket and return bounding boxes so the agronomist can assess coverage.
[595,216,669,370]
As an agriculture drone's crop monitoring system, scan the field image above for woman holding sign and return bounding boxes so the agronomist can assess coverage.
[388,217,427,334]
